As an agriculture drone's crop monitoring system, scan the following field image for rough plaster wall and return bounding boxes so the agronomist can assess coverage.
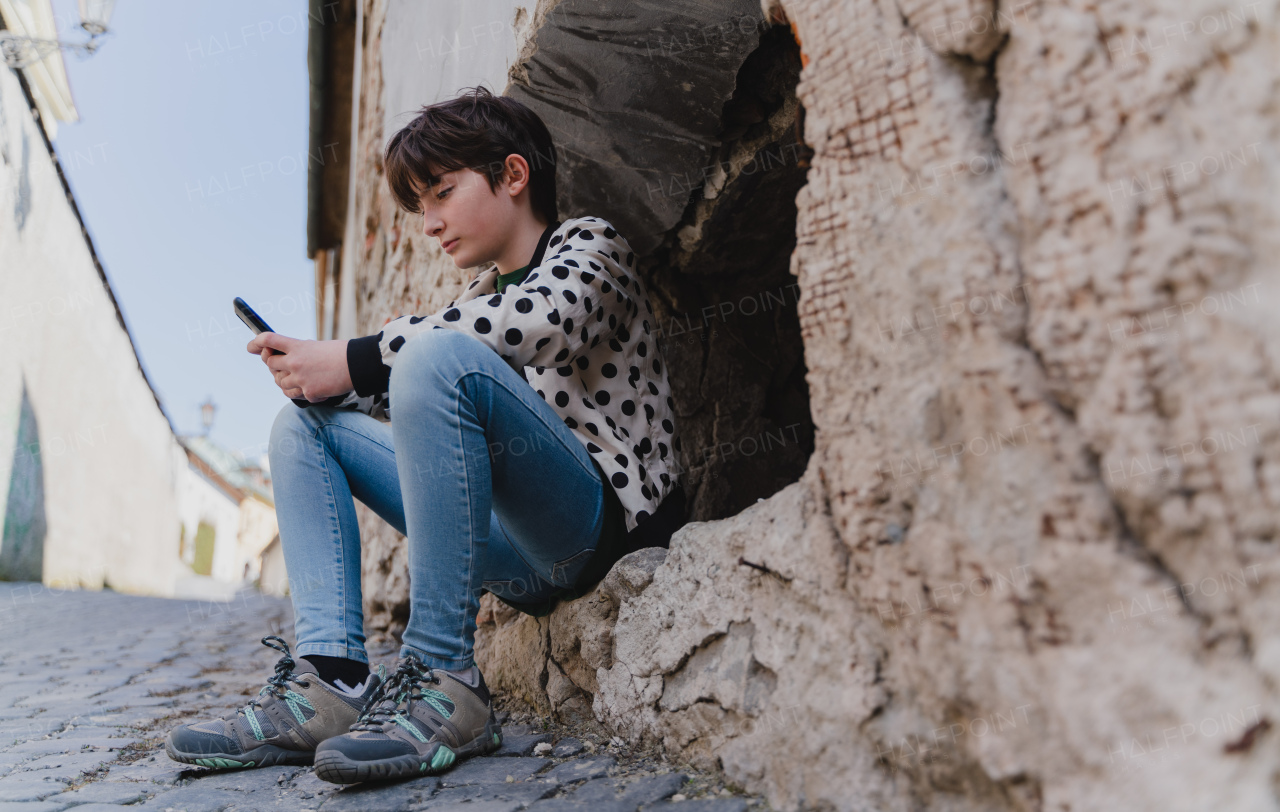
[345,0,1280,809]
[482,1,1280,811]
[588,0,1279,809]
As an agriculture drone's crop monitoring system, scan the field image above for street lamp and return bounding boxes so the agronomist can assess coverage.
[0,0,117,69]
[200,397,217,437]
[77,0,115,35]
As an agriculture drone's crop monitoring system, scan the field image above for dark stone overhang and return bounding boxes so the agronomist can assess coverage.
[505,0,771,255]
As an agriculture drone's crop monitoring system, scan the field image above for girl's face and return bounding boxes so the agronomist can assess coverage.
[417,159,526,269]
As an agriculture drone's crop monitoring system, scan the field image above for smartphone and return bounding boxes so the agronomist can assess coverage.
[237,296,314,407]
[234,297,283,355]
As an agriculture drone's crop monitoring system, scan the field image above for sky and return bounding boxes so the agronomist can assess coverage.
[48,0,319,465]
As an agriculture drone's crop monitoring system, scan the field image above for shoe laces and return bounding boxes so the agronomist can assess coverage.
[350,655,440,731]
[239,635,312,717]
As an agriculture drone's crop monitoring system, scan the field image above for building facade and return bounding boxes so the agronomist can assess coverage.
[0,22,184,594]
[0,2,283,601]
[175,435,280,599]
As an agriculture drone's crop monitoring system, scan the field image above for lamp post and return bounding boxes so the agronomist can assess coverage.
[200,397,217,437]
[0,0,117,69]
[77,0,115,35]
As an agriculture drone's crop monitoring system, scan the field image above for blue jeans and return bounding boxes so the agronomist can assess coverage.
[267,329,607,670]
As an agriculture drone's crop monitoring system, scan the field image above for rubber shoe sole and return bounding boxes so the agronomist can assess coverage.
[314,716,503,785]
[164,738,316,769]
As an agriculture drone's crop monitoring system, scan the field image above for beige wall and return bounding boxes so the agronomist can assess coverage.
[0,64,185,595]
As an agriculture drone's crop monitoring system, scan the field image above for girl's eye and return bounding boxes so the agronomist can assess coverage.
[437,187,452,200]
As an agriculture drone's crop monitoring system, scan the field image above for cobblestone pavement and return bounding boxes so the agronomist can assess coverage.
[0,583,772,812]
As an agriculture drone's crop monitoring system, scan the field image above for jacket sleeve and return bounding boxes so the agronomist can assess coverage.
[291,387,389,422]
[344,220,643,393]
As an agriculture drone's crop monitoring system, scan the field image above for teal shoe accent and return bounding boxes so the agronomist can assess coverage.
[430,745,455,771]
[245,707,265,741]
[194,757,254,768]
[393,713,430,742]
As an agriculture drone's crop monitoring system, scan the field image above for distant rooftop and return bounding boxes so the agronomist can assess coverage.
[178,434,273,506]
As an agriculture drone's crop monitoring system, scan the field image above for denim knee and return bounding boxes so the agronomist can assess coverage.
[389,329,487,404]
[269,402,316,470]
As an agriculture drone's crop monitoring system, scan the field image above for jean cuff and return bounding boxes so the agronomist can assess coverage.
[295,642,369,664]
[399,646,473,671]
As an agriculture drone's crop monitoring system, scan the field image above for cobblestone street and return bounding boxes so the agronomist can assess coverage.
[0,584,770,812]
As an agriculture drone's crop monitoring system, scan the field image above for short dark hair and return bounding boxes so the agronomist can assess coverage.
[384,86,558,224]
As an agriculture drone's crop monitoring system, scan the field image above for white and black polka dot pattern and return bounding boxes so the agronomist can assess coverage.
[332,217,681,533]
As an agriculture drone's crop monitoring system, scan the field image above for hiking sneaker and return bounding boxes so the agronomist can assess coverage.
[165,635,382,769]
[313,655,503,784]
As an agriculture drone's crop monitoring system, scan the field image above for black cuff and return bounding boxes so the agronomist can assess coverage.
[292,394,349,409]
[347,334,391,397]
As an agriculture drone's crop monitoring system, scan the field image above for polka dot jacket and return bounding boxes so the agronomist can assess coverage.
[329,216,682,533]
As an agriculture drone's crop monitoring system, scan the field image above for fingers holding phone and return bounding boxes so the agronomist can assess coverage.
[237,298,306,403]
[235,298,296,374]
[247,330,294,357]
[255,336,315,401]
[235,297,352,402]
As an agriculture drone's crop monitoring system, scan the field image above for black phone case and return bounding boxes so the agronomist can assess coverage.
[236,297,332,409]
[233,297,274,335]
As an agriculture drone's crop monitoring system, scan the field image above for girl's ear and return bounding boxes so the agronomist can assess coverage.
[504,154,531,195]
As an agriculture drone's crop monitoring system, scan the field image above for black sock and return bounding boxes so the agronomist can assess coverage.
[303,655,370,689]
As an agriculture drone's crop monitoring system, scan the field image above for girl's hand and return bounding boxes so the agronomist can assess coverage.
[246,333,353,402]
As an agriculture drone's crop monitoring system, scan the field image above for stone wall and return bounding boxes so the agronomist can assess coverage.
[337,0,1280,809]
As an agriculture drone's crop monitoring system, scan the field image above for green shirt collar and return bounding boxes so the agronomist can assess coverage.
[495,262,531,294]
[493,219,562,295]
